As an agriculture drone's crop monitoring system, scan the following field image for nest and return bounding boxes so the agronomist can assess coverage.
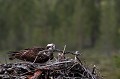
[0,45,102,79]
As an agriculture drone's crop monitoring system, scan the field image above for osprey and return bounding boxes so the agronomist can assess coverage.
[8,44,55,63]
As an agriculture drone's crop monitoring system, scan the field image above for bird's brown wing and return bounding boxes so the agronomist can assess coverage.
[8,47,49,63]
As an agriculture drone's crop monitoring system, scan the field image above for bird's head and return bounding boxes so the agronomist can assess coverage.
[46,43,55,50]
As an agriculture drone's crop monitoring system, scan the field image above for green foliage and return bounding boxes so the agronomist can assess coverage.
[113,55,120,68]
[0,0,119,51]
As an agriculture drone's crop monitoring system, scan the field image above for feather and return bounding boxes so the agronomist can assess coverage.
[8,47,53,63]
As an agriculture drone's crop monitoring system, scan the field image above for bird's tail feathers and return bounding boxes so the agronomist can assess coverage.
[8,51,18,60]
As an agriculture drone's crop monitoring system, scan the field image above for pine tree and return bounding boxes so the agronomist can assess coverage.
[97,0,117,52]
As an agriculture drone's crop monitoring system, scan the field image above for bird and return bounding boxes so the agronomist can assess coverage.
[8,44,55,63]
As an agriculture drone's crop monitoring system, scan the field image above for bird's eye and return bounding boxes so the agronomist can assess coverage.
[46,46,50,49]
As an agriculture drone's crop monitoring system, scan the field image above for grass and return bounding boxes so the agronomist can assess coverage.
[81,49,120,79]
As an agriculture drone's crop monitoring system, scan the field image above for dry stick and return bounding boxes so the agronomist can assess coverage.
[63,45,66,54]
[32,50,49,64]
[32,55,39,64]
[32,51,42,64]
[4,55,7,64]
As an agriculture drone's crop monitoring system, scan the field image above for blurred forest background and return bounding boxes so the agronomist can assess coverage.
[0,0,120,79]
